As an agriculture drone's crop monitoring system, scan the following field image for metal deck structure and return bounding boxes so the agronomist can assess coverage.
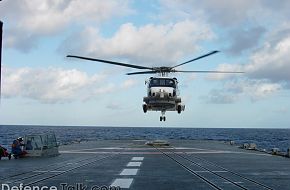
[1,140,290,189]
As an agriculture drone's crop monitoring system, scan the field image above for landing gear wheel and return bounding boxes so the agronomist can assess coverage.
[177,105,181,114]
[143,104,148,113]
[160,116,166,121]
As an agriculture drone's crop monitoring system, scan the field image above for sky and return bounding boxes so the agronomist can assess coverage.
[0,0,289,128]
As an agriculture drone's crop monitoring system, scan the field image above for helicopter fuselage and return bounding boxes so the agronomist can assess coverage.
[143,77,185,121]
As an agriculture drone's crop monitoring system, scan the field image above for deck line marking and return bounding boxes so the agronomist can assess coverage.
[111,178,133,188]
[33,170,65,173]
[131,157,144,161]
[60,151,271,156]
[63,147,217,151]
[120,169,138,175]
[224,181,243,184]
[127,162,142,167]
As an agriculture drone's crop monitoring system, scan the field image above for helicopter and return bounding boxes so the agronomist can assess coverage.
[67,51,243,121]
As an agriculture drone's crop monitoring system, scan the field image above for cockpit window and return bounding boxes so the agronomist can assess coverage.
[149,78,176,88]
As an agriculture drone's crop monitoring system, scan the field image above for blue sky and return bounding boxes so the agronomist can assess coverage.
[0,0,290,128]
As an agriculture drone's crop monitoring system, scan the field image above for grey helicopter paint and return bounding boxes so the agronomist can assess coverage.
[67,51,243,121]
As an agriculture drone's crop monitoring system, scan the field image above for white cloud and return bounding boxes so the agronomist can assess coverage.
[209,24,290,85]
[121,79,138,90]
[225,26,266,55]
[3,67,102,103]
[0,0,132,52]
[226,79,282,102]
[159,0,259,27]
[202,89,238,104]
[158,0,290,56]
[91,83,116,97]
[2,67,139,104]
[159,0,290,27]
[203,24,290,104]
[63,20,214,66]
[206,63,245,81]
[246,33,290,83]
[203,79,282,104]
[204,24,289,102]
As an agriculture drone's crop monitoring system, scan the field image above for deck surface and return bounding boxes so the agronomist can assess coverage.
[1,140,290,190]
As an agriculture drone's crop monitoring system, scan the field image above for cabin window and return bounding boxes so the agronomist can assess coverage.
[149,78,176,88]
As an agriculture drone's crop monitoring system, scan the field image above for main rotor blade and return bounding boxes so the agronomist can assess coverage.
[126,71,158,75]
[67,55,153,70]
[172,50,219,69]
[174,70,244,73]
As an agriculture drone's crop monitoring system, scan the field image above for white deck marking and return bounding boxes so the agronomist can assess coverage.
[132,157,144,161]
[224,181,243,184]
[194,171,228,173]
[120,169,139,175]
[33,170,65,173]
[111,178,133,188]
[127,162,142,167]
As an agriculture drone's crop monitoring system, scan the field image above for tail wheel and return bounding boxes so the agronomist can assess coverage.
[177,105,182,114]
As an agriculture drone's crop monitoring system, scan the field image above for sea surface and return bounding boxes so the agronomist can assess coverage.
[0,125,289,152]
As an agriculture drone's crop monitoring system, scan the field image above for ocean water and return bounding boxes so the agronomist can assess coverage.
[0,125,289,152]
